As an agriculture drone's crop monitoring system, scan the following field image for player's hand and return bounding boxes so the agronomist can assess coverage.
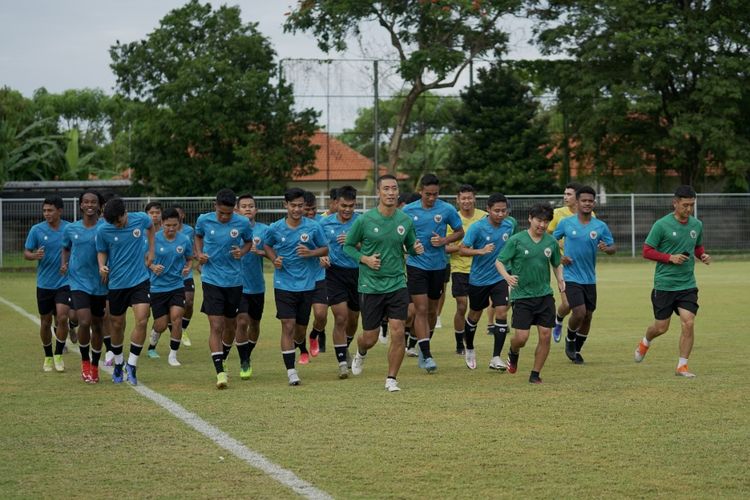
[506,274,519,288]
[230,245,242,260]
[197,252,209,264]
[150,263,165,275]
[320,256,331,268]
[482,243,495,255]
[336,232,347,245]
[296,244,313,257]
[700,253,711,265]
[99,265,109,284]
[669,253,689,265]
[597,241,608,252]
[35,246,45,260]
[273,256,283,269]
[362,253,380,270]
[414,241,425,255]
[430,232,445,247]
[182,263,191,276]
[561,255,573,266]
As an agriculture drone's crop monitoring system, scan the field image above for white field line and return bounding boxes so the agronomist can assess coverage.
[0,295,333,500]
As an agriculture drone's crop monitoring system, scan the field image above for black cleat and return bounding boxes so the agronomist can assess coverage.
[529,374,543,384]
[318,332,327,353]
[574,353,585,365]
[564,338,577,361]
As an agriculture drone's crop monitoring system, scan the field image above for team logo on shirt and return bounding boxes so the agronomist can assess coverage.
[133,229,141,238]
[433,214,443,224]
[373,227,380,233]
[74,234,79,239]
[397,225,405,235]
[230,228,239,238]
[572,230,577,236]
[159,247,165,252]
[413,216,418,221]
[43,235,48,241]
[502,233,509,241]
[114,236,119,242]
[690,230,697,239]
[300,233,310,243]
[176,245,184,254]
[486,236,491,241]
[544,247,552,258]
[589,231,598,239]
[253,236,261,245]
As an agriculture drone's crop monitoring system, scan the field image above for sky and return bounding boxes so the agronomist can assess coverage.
[0,1,541,130]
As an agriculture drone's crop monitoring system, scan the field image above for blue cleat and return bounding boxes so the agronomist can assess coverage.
[417,350,425,369]
[112,364,124,384]
[552,323,562,343]
[125,363,138,386]
[423,357,437,373]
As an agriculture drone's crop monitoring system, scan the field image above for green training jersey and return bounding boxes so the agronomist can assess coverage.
[344,207,417,294]
[645,213,703,291]
[497,230,561,300]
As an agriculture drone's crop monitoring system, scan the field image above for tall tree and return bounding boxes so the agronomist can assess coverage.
[531,0,750,191]
[447,62,556,194]
[111,0,318,196]
[285,0,520,174]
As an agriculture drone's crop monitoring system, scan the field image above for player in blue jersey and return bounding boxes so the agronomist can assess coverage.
[145,208,193,366]
[263,187,328,386]
[234,194,268,380]
[195,189,254,389]
[459,193,518,371]
[402,174,463,373]
[320,185,360,379]
[174,205,196,347]
[553,186,616,364]
[24,196,72,373]
[61,190,107,382]
[96,197,155,385]
[303,190,327,361]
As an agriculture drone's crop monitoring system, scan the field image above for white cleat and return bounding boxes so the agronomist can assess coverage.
[287,369,301,386]
[405,347,419,358]
[378,327,388,345]
[338,361,349,379]
[104,351,115,367]
[489,356,508,371]
[150,329,161,347]
[168,355,181,367]
[464,349,477,370]
[384,378,401,392]
[351,351,366,375]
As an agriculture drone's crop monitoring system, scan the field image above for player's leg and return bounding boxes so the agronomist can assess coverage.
[53,296,71,367]
[351,293,385,377]
[463,284,489,370]
[125,301,151,385]
[530,325,552,384]
[72,295,93,381]
[38,288,56,371]
[452,273,469,354]
[147,292,170,359]
[166,303,185,366]
[181,279,195,347]
[635,289,673,363]
[507,298,533,374]
[552,290,570,343]
[88,296,105,383]
[308,301,327,357]
[330,301,350,378]
[235,295,252,378]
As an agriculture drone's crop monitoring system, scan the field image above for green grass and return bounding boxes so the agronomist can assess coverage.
[1,260,749,498]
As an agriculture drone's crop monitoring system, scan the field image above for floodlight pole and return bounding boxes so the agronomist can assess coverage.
[373,59,379,195]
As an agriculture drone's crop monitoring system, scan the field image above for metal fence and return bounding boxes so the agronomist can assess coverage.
[2,193,749,268]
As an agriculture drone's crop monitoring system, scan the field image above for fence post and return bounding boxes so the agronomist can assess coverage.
[630,193,636,258]
[72,197,78,222]
[0,197,3,268]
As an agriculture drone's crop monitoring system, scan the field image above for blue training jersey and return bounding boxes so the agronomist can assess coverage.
[463,216,518,286]
[180,223,195,281]
[312,214,326,281]
[195,212,253,288]
[553,216,614,285]
[321,212,359,269]
[96,212,152,290]
[264,217,327,292]
[62,219,107,296]
[25,220,70,289]
[241,221,268,294]
[403,199,463,270]
[150,230,193,292]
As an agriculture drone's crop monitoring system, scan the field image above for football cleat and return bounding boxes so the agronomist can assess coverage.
[489,356,508,371]
[384,378,401,392]
[675,365,696,378]
[53,354,65,372]
[309,337,320,357]
[216,372,228,389]
[634,340,650,362]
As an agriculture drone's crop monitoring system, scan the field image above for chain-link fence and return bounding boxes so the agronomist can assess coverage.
[3,193,748,268]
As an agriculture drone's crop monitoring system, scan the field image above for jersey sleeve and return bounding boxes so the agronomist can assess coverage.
[600,222,615,246]
[552,218,567,240]
[695,219,703,246]
[549,237,562,267]
[404,219,418,255]
[183,234,194,257]
[508,216,519,235]
[195,216,206,237]
[644,220,663,249]
[312,222,327,248]
[343,216,364,262]
[24,226,38,251]
[446,206,463,230]
[62,225,72,249]
[95,226,108,253]
[241,218,253,242]
[462,223,478,248]
[497,237,515,265]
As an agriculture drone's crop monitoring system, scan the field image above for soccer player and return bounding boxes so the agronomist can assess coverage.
[402,174,463,373]
[634,185,710,378]
[263,188,328,386]
[144,201,162,232]
[145,208,193,366]
[553,186,616,364]
[61,190,107,382]
[234,194,268,380]
[320,185,360,379]
[344,174,424,392]
[496,203,564,384]
[459,193,518,370]
[174,205,196,347]
[194,189,253,389]
[548,182,583,343]
[303,190,327,359]
[322,187,339,217]
[445,184,487,355]
[24,196,72,373]
[96,197,155,385]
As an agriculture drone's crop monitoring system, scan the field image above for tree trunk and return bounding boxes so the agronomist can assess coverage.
[387,85,422,175]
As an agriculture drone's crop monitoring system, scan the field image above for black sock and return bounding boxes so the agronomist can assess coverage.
[248,339,257,355]
[418,339,432,359]
[212,352,224,374]
[509,349,519,365]
[530,370,541,380]
[181,318,191,330]
[464,319,477,350]
[454,330,464,349]
[112,344,123,357]
[130,343,143,357]
[222,342,232,360]
[575,333,588,353]
[54,338,66,355]
[310,328,323,340]
[43,343,53,357]
[407,335,418,349]
[103,336,112,351]
[493,321,508,357]
[79,343,90,361]
[567,327,577,342]
[169,338,180,351]
[148,343,157,351]
[556,314,564,325]
[282,351,296,370]
[91,348,101,366]
[296,339,309,354]
[334,345,348,363]
[237,341,250,363]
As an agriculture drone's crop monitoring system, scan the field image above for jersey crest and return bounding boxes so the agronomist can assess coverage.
[433,214,443,223]
[300,232,310,243]
[176,245,184,254]
[544,247,552,258]
[397,225,405,236]
[230,228,239,238]
[589,230,598,239]
[133,228,141,238]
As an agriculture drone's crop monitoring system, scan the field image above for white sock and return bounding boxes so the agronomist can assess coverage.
[642,337,651,347]
[678,357,688,368]
[115,353,124,365]
[128,353,139,367]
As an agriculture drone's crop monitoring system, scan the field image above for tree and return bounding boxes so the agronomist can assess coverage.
[110,0,318,196]
[447,62,556,194]
[285,0,521,174]
[531,0,750,191]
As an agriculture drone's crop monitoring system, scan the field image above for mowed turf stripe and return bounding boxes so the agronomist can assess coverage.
[0,295,333,500]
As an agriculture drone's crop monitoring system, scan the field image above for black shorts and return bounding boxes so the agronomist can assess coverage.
[651,288,699,320]
[151,289,186,319]
[407,265,445,300]
[566,283,597,312]
[511,295,556,330]
[108,280,150,316]
[360,288,410,330]
[71,290,106,317]
[311,279,327,305]
[444,263,451,283]
[274,289,313,325]
[468,281,509,311]
[239,292,265,321]
[200,282,242,318]
[451,272,470,298]
[36,286,72,315]
[184,278,195,293]
[326,265,360,311]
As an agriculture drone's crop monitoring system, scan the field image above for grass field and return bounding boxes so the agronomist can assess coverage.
[1,260,749,499]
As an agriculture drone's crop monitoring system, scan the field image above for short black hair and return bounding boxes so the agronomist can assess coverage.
[420,173,440,187]
[284,187,305,202]
[377,174,397,188]
[338,185,357,201]
[329,187,339,200]
[303,190,316,206]
[529,202,554,222]
[576,185,596,199]
[237,193,255,206]
[216,188,237,208]
[565,181,583,191]
[674,185,697,199]
[404,192,422,204]
[78,190,104,207]
[144,201,162,212]
[162,207,180,221]
[487,193,507,209]
[458,184,476,195]
[43,196,63,209]
[103,197,126,224]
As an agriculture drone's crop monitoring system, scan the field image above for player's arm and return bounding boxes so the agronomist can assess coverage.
[343,218,364,262]
[61,247,71,275]
[694,245,711,265]
[495,259,517,287]
[23,230,43,260]
[145,221,156,267]
[404,225,423,255]
[97,251,109,284]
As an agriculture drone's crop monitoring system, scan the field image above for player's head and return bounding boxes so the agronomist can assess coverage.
[103,197,128,227]
[564,181,583,208]
[419,173,440,208]
[486,193,508,225]
[328,187,339,214]
[236,193,256,220]
[162,207,180,237]
[336,185,357,222]
[42,195,64,224]
[673,184,697,221]
[377,175,399,207]
[284,187,306,221]
[456,184,476,213]
[173,204,186,222]
[576,185,597,214]
[144,201,162,226]
[303,191,317,218]
[78,190,104,218]
[214,188,237,223]
[528,202,554,234]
